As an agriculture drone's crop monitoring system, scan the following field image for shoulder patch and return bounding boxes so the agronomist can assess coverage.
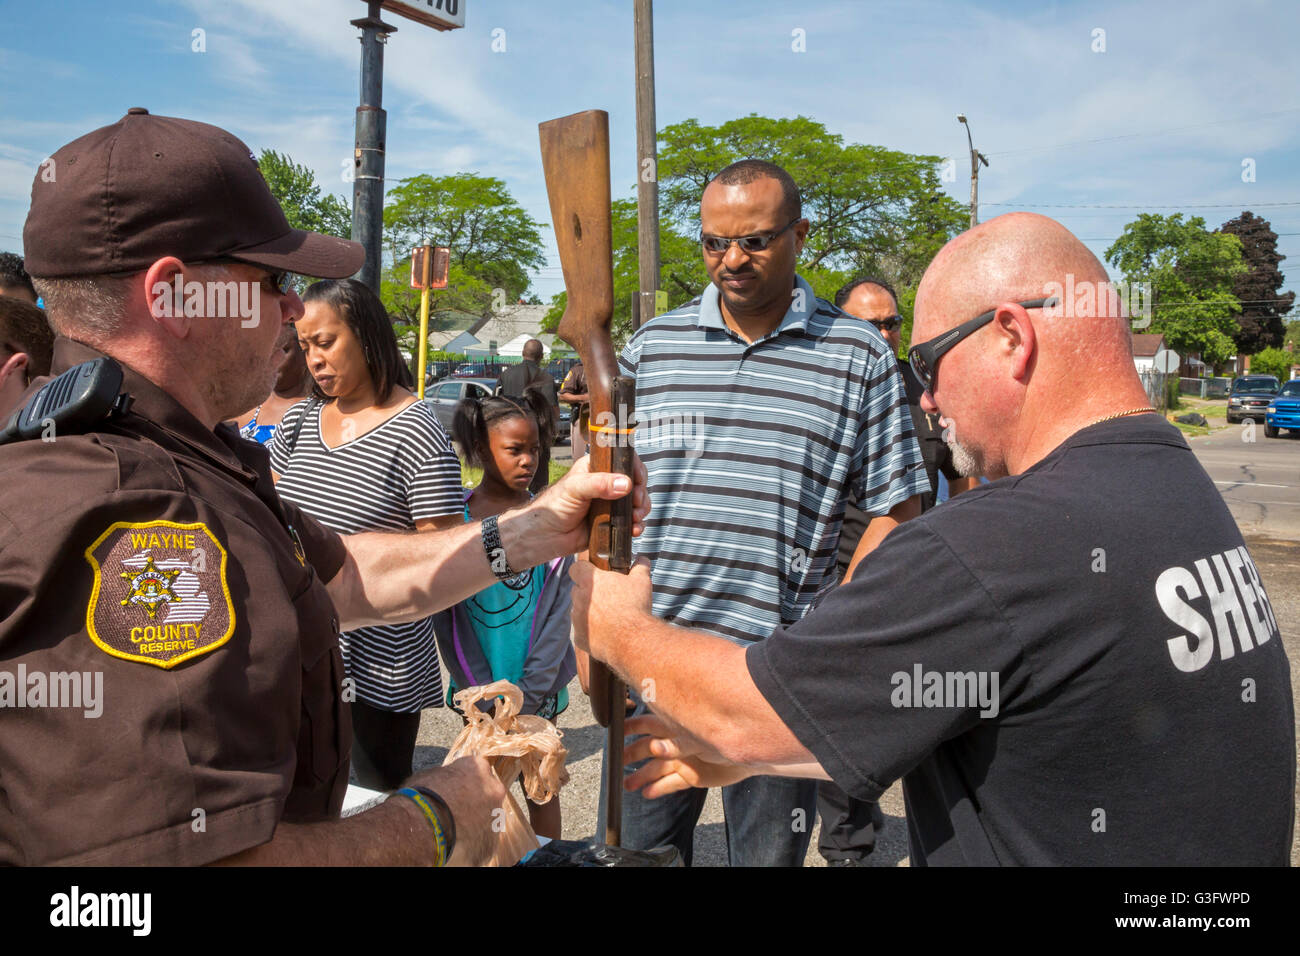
[84,520,236,669]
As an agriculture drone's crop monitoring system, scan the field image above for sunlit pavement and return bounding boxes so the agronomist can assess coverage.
[1190,424,1300,540]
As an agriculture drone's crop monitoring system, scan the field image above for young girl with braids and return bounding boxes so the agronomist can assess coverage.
[431,386,574,839]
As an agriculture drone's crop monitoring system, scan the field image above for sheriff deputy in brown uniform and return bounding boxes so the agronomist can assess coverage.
[0,109,646,866]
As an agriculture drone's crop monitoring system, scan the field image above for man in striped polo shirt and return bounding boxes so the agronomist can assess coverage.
[606,159,928,865]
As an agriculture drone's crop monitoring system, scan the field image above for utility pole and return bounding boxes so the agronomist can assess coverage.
[350,2,396,293]
[633,0,660,331]
[957,114,989,230]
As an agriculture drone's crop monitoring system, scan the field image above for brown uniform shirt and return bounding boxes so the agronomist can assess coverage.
[559,363,587,414]
[0,338,351,865]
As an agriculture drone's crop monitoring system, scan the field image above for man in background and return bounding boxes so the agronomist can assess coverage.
[0,252,38,304]
[558,359,589,459]
[815,276,980,865]
[0,296,54,420]
[837,276,981,579]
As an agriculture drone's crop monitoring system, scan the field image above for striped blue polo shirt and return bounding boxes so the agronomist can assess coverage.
[619,274,928,644]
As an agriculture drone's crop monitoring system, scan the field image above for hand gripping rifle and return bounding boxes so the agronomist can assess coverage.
[539,110,635,846]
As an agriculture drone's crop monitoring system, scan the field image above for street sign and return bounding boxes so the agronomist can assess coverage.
[410,245,450,289]
[374,0,465,31]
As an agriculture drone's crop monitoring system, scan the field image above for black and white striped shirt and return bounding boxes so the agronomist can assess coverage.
[269,399,462,711]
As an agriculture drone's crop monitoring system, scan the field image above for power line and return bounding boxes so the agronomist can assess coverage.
[1079,231,1300,242]
[986,107,1300,159]
[982,201,1300,210]
[1152,298,1295,306]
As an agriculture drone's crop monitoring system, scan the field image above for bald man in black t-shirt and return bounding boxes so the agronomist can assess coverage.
[572,213,1294,865]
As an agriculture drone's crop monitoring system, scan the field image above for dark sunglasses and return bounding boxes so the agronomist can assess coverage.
[106,260,294,296]
[701,218,801,254]
[262,270,294,296]
[870,315,902,333]
[202,258,294,296]
[907,297,1058,394]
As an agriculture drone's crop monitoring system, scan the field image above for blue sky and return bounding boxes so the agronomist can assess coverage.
[2,0,1297,301]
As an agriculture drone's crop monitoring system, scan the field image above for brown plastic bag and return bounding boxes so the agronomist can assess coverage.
[443,680,568,867]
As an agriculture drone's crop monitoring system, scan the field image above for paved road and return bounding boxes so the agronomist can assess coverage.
[1188,425,1300,539]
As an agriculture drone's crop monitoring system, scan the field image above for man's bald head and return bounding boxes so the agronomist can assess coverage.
[912,213,1151,479]
[917,213,1115,338]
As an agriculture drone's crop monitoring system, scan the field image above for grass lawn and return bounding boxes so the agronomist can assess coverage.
[1165,396,1246,438]
[459,458,571,489]
[1170,418,1213,438]
[1178,396,1229,422]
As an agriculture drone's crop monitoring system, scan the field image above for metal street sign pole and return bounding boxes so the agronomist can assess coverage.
[411,245,450,398]
[350,2,396,293]
[633,0,660,331]
[349,2,465,295]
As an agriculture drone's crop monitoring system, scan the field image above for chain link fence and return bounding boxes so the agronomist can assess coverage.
[1138,369,1176,411]
[1178,376,1231,399]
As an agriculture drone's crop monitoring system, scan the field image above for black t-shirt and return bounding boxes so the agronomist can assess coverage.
[749,415,1295,865]
[497,360,558,408]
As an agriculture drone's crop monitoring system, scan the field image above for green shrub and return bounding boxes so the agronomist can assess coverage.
[1249,347,1293,381]
[1165,378,1181,410]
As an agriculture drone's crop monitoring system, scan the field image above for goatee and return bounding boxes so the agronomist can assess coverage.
[940,417,980,477]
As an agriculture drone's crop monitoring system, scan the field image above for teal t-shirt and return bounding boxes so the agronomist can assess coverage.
[468,562,544,687]
[448,491,567,714]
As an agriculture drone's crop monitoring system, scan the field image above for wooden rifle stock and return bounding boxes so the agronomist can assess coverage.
[539,110,634,846]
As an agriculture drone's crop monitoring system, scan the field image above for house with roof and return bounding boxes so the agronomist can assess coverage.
[407,301,577,363]
[457,304,576,361]
[1131,333,1168,372]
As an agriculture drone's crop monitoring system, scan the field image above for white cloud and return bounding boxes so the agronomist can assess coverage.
[0,158,36,202]
[4,0,1297,283]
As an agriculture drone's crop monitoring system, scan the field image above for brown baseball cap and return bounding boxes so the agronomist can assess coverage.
[22,108,364,280]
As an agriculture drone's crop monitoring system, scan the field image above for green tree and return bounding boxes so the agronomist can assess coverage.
[896,285,918,359]
[381,173,545,324]
[257,150,351,240]
[549,115,965,348]
[541,291,564,335]
[656,115,966,285]
[1218,211,1295,353]
[1105,213,1248,369]
[541,197,711,350]
[1249,347,1293,380]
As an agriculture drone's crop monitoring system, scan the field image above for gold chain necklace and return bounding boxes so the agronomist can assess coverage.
[1084,406,1157,428]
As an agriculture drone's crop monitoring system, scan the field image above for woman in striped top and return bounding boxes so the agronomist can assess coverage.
[233,323,313,445]
[270,278,462,791]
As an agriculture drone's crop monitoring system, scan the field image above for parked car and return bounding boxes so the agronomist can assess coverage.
[1226,375,1280,423]
[554,403,571,445]
[425,375,570,446]
[424,377,497,431]
[1265,379,1300,438]
[453,362,510,379]
[547,357,579,384]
